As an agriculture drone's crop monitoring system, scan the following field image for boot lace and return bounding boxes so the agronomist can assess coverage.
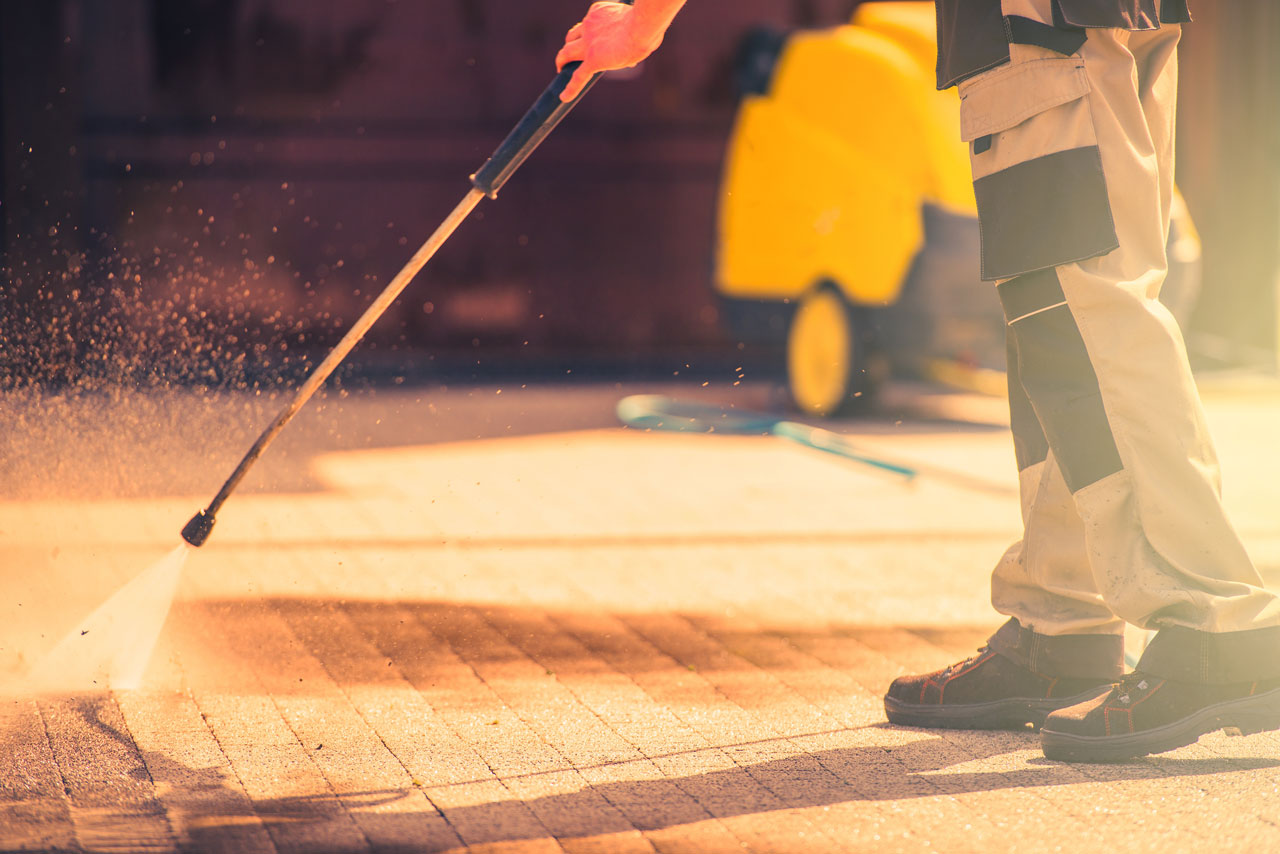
[1111,672,1152,706]
[941,647,990,677]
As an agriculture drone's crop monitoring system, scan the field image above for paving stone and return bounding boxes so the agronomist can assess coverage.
[39,695,176,853]
[116,689,276,854]
[0,699,77,852]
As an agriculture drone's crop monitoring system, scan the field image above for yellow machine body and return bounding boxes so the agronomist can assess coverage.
[715,2,974,309]
[714,2,1198,415]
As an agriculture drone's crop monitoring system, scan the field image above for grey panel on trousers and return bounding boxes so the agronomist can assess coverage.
[934,0,1010,89]
[1003,16,1088,56]
[998,268,1066,323]
[1052,0,1159,29]
[1006,333,1049,472]
[1000,270,1123,493]
[974,146,1119,281]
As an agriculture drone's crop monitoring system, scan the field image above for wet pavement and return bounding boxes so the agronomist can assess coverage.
[3,377,1280,853]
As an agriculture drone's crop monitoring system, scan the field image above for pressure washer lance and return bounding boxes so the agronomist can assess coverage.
[181,48,623,547]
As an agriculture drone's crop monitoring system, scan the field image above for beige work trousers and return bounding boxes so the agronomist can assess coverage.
[958,1,1280,667]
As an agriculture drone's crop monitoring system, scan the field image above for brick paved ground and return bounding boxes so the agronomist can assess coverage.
[3,379,1280,853]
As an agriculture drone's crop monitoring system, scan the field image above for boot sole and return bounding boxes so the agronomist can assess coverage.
[1041,686,1280,763]
[884,686,1111,731]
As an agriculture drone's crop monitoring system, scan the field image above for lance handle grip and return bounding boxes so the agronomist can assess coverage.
[470,0,633,198]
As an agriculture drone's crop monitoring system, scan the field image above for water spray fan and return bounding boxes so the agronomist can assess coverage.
[181,30,628,548]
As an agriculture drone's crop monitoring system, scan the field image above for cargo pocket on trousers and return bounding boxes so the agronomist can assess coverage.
[959,57,1119,282]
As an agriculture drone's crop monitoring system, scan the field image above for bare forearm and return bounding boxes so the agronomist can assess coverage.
[631,0,688,48]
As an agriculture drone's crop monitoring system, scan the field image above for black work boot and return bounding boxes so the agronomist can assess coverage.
[884,646,1114,730]
[1042,674,1280,762]
[1041,625,1280,762]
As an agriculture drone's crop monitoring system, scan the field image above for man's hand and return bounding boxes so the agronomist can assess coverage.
[555,0,686,102]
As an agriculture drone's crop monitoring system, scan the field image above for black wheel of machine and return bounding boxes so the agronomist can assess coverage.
[786,284,884,417]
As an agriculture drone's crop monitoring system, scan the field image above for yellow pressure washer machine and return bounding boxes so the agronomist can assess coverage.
[714,1,1201,416]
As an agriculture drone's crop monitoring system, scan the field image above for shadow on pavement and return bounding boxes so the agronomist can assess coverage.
[52,696,1280,853]
[177,599,1002,684]
[16,601,1279,853]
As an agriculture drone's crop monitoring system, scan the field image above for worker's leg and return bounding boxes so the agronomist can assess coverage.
[989,347,1125,636]
[997,24,1280,651]
[984,345,1126,670]
[953,0,1130,678]
[888,5,1280,742]
[885,337,1123,732]
[968,17,1280,757]
[968,8,1280,656]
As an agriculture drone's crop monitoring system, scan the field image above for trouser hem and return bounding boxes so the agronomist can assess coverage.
[988,618,1124,680]
[1136,625,1280,683]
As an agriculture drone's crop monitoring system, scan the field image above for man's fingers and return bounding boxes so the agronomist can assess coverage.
[555,38,585,72]
[560,63,597,102]
[557,1,637,98]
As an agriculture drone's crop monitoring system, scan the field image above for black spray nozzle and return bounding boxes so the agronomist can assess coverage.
[181,510,216,547]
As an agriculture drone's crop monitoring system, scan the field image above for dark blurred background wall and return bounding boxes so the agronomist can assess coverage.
[3,0,1279,387]
[1175,3,1280,369]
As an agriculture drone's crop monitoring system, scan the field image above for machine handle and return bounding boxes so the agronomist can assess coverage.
[470,0,633,198]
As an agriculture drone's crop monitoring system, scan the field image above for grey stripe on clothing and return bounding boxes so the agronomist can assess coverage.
[999,269,1124,492]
